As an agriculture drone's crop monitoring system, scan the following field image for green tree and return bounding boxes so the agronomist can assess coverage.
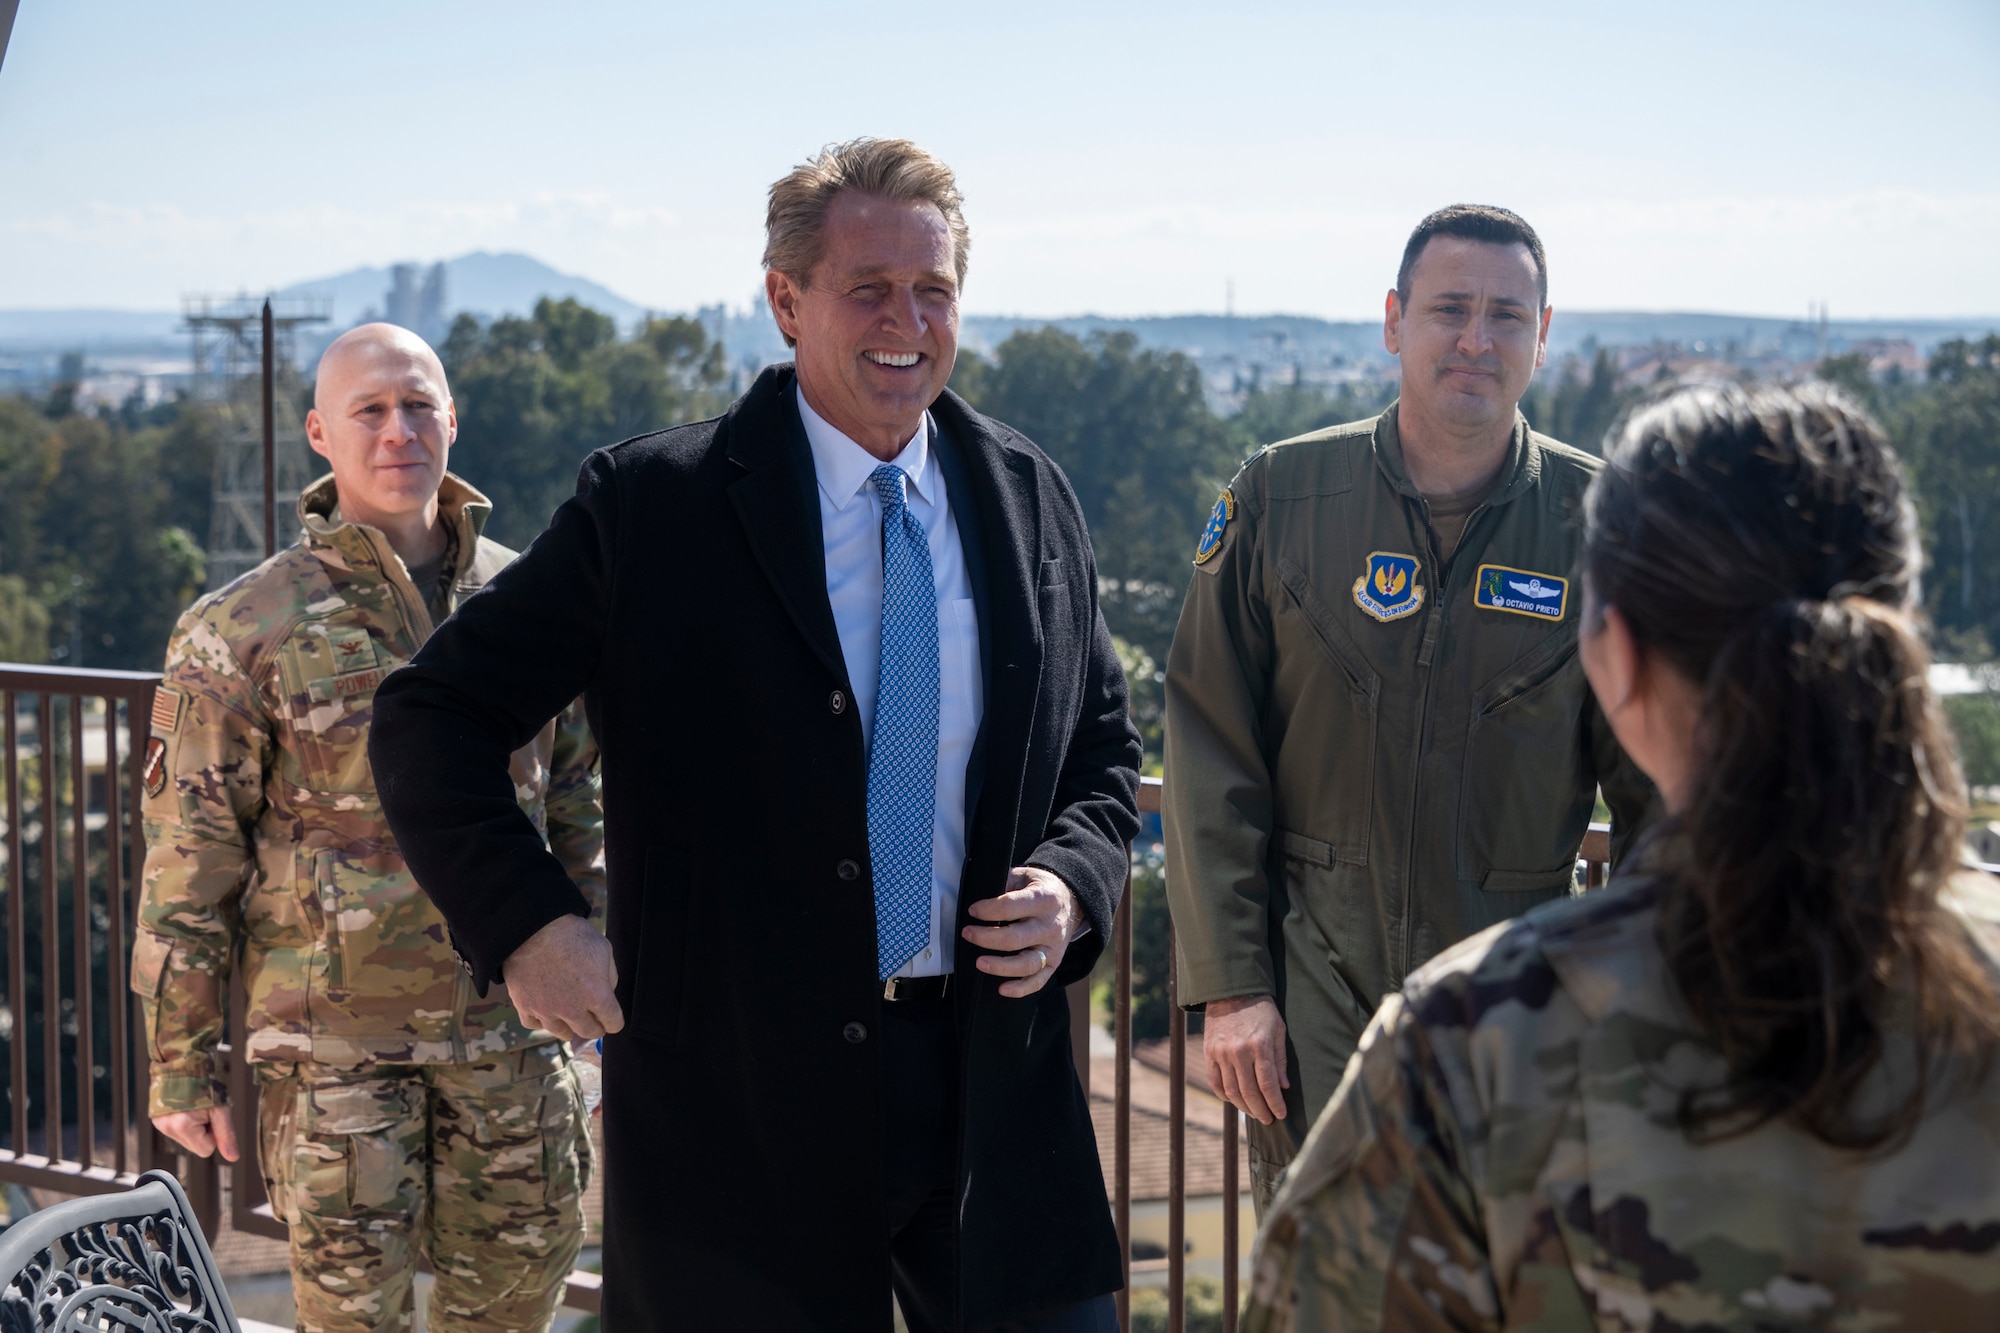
[1518,346,1641,454]
[951,328,1240,674]
[0,395,205,668]
[1229,378,1394,451]
[1901,337,2000,642]
[0,575,50,664]
[1946,693,2000,788]
[1132,1277,1232,1333]
[442,303,727,547]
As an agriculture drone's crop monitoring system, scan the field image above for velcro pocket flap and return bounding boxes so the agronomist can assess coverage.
[129,931,174,998]
[306,1082,407,1136]
[1276,829,1335,868]
[1480,867,1577,895]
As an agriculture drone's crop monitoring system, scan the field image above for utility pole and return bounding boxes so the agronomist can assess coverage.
[262,299,277,558]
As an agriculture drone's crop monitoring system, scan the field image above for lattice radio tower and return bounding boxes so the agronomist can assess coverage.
[182,295,331,590]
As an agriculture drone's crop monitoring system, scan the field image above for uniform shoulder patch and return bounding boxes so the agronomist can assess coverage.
[142,737,168,798]
[1193,488,1235,566]
[1474,564,1569,621]
[1353,552,1426,623]
[150,686,185,736]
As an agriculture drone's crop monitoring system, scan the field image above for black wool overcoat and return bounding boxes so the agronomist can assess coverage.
[371,365,1141,1331]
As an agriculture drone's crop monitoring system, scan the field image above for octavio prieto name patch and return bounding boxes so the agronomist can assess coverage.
[1193,488,1235,566]
[1474,564,1569,620]
[1353,552,1425,622]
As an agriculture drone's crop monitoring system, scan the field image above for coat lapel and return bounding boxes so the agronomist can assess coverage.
[724,367,850,685]
[932,390,1045,865]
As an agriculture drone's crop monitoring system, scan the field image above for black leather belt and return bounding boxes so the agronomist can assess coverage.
[882,974,951,1002]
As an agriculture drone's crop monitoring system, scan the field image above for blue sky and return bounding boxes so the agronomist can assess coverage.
[2,0,1996,318]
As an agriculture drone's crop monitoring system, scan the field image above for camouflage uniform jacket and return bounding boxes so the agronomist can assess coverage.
[133,472,606,1117]
[1245,870,2000,1331]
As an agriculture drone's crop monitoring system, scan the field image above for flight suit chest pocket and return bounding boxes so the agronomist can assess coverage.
[1457,640,1592,891]
[276,623,399,794]
[1275,560,1380,863]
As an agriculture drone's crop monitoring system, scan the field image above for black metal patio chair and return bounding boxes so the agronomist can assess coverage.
[0,1169,242,1332]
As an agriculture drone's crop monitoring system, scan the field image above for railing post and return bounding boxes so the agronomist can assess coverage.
[1167,926,1185,1333]
[1114,865,1132,1332]
[103,695,131,1177]
[1223,1106,1239,1333]
[38,692,60,1162]
[68,698,92,1171]
[6,690,25,1160]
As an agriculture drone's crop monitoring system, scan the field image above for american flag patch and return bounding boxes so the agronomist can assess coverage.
[150,687,184,736]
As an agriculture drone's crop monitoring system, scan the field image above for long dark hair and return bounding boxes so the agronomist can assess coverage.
[1585,383,1996,1150]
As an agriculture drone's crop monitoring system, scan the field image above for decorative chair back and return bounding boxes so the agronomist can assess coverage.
[0,1170,241,1333]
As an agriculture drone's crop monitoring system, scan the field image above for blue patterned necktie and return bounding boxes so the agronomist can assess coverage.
[867,464,940,980]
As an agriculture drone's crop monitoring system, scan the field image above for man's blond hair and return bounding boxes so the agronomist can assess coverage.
[763,137,971,295]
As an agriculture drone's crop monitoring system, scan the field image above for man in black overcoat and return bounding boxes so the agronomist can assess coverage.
[370,137,1140,1331]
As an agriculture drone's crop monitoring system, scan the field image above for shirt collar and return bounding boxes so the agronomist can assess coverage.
[797,385,935,512]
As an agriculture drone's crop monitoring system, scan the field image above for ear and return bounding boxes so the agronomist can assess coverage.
[1383,289,1403,355]
[766,269,805,346]
[444,397,458,449]
[305,408,332,461]
[1535,304,1552,370]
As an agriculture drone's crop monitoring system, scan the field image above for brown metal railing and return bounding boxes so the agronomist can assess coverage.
[0,664,1621,1327]
[0,664,169,1207]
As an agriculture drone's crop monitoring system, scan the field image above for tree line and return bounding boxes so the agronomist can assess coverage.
[2,305,1997,1042]
[1,310,1995,780]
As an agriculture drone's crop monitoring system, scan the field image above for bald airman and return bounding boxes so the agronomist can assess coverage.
[135,323,604,1332]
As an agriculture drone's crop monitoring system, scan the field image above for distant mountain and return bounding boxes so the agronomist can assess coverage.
[277,251,652,330]
[0,309,186,350]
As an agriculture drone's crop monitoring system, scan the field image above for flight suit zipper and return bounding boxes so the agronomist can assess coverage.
[1397,499,1489,980]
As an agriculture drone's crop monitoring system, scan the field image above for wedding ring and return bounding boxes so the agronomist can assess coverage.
[1034,948,1049,971]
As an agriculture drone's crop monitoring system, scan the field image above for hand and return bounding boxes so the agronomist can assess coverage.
[501,914,624,1042]
[153,1107,239,1162]
[962,867,1082,998]
[1204,994,1290,1125]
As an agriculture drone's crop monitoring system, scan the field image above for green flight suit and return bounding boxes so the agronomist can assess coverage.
[1162,403,1654,1207]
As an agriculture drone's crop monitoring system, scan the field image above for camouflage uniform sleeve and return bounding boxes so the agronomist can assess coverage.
[1245,994,1501,1333]
[134,606,273,1117]
[544,697,605,925]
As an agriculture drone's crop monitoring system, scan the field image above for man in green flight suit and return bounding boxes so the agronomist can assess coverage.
[1163,204,1654,1211]
[133,323,603,1331]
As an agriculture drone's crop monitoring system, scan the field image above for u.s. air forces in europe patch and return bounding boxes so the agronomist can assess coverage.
[1353,551,1425,622]
[1193,488,1235,568]
[1474,564,1568,621]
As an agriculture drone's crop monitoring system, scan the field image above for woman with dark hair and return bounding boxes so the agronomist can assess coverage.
[1242,383,2000,1331]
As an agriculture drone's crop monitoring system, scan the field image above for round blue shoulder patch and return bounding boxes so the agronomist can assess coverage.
[1194,489,1235,565]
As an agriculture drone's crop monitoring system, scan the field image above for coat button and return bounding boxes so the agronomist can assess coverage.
[843,1022,868,1044]
[829,690,847,714]
[836,859,860,881]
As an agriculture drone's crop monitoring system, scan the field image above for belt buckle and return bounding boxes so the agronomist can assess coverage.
[883,975,950,1002]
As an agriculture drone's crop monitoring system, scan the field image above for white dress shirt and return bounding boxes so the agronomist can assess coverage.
[799,387,983,979]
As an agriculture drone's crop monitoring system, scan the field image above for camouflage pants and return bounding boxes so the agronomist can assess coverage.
[255,1042,591,1333]
[1246,1111,1305,1220]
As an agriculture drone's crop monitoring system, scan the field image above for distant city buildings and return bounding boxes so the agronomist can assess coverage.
[375,262,450,346]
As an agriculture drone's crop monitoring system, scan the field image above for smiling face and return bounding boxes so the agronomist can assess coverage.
[766,191,960,459]
[305,324,456,532]
[1385,236,1550,439]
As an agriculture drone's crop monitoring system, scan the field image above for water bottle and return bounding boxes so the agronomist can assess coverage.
[571,1036,604,1116]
